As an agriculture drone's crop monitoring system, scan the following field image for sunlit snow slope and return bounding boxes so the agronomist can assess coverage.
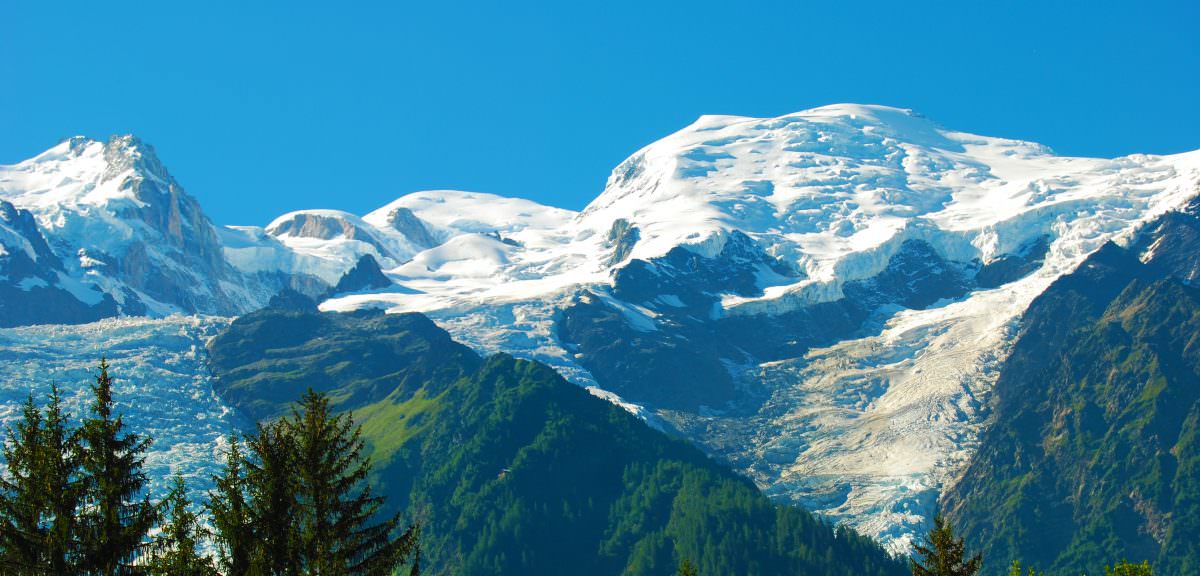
[318,105,1198,319]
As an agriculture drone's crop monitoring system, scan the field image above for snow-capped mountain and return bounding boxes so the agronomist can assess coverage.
[0,136,324,323]
[2,104,1198,551]
[320,104,1200,550]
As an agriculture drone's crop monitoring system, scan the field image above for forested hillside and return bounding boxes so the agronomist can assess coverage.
[943,202,1200,575]
[209,304,906,575]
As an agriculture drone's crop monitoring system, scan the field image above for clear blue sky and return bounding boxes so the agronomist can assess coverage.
[3,0,1197,225]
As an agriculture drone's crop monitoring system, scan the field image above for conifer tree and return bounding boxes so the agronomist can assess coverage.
[0,387,87,575]
[77,358,158,575]
[910,512,981,576]
[245,420,300,576]
[208,435,253,576]
[0,393,47,573]
[43,385,83,575]
[148,476,215,576]
[287,389,419,576]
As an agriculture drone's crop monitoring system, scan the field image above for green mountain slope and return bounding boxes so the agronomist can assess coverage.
[208,306,905,576]
[207,307,480,422]
[942,204,1200,575]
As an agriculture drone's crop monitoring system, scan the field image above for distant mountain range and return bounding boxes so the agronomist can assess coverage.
[2,104,1198,557]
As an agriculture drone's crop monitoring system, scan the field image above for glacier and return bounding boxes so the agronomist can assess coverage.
[0,316,239,498]
[2,104,1198,551]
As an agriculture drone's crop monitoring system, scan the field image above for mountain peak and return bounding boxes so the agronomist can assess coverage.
[36,134,158,167]
[1,133,178,210]
[796,102,922,120]
[101,134,171,184]
[0,134,255,317]
[105,133,146,150]
[62,135,98,156]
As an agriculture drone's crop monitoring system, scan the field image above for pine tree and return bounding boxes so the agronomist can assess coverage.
[76,358,158,575]
[208,435,253,576]
[910,512,981,576]
[1,387,86,576]
[245,420,300,576]
[287,389,419,576]
[42,385,83,575]
[0,393,48,573]
[148,476,215,576]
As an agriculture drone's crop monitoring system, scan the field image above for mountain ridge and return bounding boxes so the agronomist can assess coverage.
[3,104,1198,550]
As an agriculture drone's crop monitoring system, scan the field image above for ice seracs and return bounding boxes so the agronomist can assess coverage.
[0,316,239,499]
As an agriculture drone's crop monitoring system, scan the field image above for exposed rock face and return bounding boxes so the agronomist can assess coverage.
[0,275,119,327]
[607,218,640,266]
[380,206,438,249]
[0,200,59,266]
[269,211,371,242]
[1131,194,1200,283]
[267,210,399,261]
[105,135,227,276]
[90,136,235,312]
[611,230,799,312]
[841,239,972,310]
[975,235,1051,289]
[327,254,393,296]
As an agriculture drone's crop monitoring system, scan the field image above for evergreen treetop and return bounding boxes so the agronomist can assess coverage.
[287,388,420,576]
[40,386,83,575]
[148,476,216,576]
[208,435,252,576]
[910,512,982,576]
[76,357,159,576]
[0,393,47,572]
